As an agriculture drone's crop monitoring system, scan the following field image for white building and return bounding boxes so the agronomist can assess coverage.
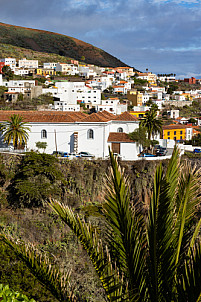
[13,68,30,76]
[18,58,38,69]
[43,81,101,111]
[0,111,140,160]
[3,80,36,91]
[167,110,179,119]
[96,98,127,115]
[78,65,97,78]
[43,62,57,69]
[56,63,78,75]
[0,58,16,70]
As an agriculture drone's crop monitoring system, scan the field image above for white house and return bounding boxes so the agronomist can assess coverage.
[43,62,57,69]
[56,63,78,75]
[43,81,101,111]
[78,65,97,78]
[0,58,16,70]
[0,111,140,160]
[13,68,30,76]
[95,98,127,115]
[18,58,38,69]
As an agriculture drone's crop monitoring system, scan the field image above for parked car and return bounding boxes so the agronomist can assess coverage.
[79,152,94,158]
[68,153,81,159]
[193,148,201,153]
[156,147,167,156]
[140,153,156,157]
[63,152,69,158]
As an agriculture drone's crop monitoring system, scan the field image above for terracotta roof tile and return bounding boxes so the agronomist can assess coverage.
[163,124,191,130]
[80,112,109,122]
[96,111,116,120]
[114,111,138,121]
[0,110,138,124]
[0,111,87,123]
[108,132,133,142]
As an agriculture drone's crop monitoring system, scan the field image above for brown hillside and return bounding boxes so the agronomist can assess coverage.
[0,22,129,67]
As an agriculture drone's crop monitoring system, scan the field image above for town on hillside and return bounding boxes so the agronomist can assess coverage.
[0,57,201,160]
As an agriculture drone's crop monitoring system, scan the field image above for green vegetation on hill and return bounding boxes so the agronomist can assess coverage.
[0,22,128,67]
[0,43,73,65]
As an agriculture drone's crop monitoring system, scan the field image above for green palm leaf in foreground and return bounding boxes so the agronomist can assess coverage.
[1,146,201,301]
[0,234,76,302]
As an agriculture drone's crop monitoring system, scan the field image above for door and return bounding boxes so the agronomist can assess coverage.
[111,143,120,154]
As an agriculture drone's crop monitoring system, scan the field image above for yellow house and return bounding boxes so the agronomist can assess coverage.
[36,68,57,76]
[127,89,143,106]
[130,111,147,118]
[163,125,188,141]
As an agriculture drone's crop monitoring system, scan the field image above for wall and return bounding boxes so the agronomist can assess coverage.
[120,142,139,160]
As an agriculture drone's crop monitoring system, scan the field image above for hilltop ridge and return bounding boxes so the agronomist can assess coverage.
[0,22,129,67]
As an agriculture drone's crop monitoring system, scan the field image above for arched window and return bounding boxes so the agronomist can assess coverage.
[87,129,94,139]
[41,129,47,139]
[117,127,123,133]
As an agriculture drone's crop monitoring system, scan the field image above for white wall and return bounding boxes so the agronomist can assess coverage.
[120,143,140,160]
[109,121,139,134]
[12,119,140,159]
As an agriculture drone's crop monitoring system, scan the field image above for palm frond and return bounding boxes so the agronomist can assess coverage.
[174,161,201,265]
[102,150,146,301]
[0,233,76,302]
[177,243,201,302]
[49,200,124,301]
[147,147,181,301]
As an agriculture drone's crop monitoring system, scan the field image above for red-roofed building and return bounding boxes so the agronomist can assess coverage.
[0,111,140,160]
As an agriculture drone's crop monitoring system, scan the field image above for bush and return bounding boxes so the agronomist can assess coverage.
[8,152,65,207]
[0,284,36,301]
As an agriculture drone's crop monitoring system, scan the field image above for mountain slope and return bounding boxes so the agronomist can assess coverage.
[0,22,129,67]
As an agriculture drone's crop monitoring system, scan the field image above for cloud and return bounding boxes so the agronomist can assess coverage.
[0,0,201,77]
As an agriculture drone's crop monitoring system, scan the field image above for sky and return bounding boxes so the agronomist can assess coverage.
[0,0,201,78]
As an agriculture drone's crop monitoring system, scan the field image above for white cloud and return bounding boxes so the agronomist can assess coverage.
[0,0,201,77]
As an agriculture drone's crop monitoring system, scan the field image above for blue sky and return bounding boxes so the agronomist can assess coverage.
[1,0,201,78]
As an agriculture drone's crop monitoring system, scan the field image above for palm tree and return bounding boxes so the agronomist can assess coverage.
[1,147,201,301]
[141,107,162,140]
[0,114,30,150]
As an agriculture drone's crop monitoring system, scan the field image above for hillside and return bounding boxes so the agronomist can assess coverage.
[0,22,129,67]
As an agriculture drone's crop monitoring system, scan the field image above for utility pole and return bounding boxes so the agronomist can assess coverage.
[54,129,57,155]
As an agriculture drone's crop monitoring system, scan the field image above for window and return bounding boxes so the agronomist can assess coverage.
[117,127,123,133]
[87,129,94,139]
[180,136,182,140]
[174,137,176,141]
[174,131,176,135]
[168,137,170,139]
[167,131,170,136]
[41,129,47,139]
[180,131,183,134]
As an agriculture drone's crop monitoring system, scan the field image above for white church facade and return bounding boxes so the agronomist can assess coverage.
[0,111,141,160]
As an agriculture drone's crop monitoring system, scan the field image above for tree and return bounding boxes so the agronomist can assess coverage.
[35,141,47,152]
[0,114,30,149]
[18,93,24,102]
[1,148,201,301]
[2,65,13,80]
[140,107,162,140]
[128,126,150,149]
[8,152,65,207]
[80,56,85,61]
